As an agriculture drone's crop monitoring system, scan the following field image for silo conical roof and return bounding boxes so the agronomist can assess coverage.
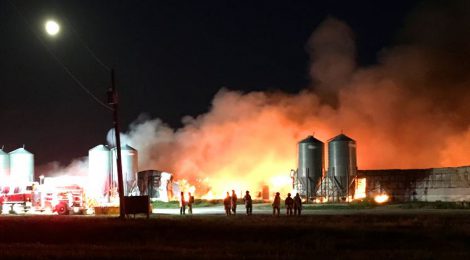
[328,133,355,143]
[299,135,323,144]
[89,144,110,152]
[9,147,33,155]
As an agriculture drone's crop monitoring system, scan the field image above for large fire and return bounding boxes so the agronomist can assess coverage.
[43,14,470,202]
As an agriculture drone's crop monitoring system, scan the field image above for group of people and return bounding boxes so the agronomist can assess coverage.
[272,192,303,216]
[179,191,195,215]
[224,190,302,216]
[223,190,254,215]
[179,190,303,216]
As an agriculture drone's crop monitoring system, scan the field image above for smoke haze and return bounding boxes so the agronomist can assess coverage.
[44,2,470,196]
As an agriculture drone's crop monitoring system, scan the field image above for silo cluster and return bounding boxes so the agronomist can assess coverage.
[297,133,357,201]
[88,144,138,200]
[0,147,34,187]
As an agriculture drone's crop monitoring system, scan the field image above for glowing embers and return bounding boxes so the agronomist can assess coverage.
[374,194,389,204]
[354,178,367,200]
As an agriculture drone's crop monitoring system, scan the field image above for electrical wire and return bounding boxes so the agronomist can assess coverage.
[7,0,113,111]
[62,15,111,72]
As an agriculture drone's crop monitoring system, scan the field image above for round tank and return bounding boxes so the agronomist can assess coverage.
[9,147,34,184]
[88,145,112,199]
[112,144,138,196]
[0,148,10,185]
[327,134,357,197]
[298,135,324,197]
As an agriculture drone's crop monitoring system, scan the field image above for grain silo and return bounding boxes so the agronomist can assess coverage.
[327,134,357,199]
[88,145,112,200]
[111,144,138,196]
[297,135,324,198]
[0,148,10,185]
[9,147,34,184]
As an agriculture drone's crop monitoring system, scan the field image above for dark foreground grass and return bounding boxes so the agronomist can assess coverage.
[1,213,470,259]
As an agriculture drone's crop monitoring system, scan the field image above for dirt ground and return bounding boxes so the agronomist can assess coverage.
[1,211,470,259]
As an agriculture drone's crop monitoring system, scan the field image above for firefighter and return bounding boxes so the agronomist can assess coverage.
[223,192,232,216]
[272,192,281,216]
[294,193,302,216]
[188,192,195,214]
[285,193,294,215]
[231,190,238,215]
[179,191,186,215]
[243,190,253,215]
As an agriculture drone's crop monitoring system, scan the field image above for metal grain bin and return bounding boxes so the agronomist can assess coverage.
[88,145,112,199]
[112,144,138,196]
[9,147,34,184]
[327,134,357,197]
[0,148,10,185]
[298,136,324,197]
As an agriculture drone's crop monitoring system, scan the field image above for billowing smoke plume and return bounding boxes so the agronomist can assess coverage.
[308,17,356,103]
[43,2,470,197]
[117,2,470,196]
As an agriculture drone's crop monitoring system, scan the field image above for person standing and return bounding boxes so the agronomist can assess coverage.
[285,193,294,216]
[179,191,186,215]
[294,193,302,216]
[243,190,253,215]
[272,192,281,216]
[187,192,195,214]
[231,190,238,215]
[223,192,232,216]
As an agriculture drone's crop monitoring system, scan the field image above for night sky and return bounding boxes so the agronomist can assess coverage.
[0,0,421,166]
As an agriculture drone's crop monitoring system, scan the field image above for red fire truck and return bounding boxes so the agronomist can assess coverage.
[0,182,87,215]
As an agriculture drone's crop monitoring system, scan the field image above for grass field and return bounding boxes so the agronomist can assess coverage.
[1,212,470,259]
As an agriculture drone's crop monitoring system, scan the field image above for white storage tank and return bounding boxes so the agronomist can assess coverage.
[112,144,138,196]
[9,147,34,184]
[0,147,10,185]
[88,145,112,200]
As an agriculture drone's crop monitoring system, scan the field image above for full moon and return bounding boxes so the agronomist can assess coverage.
[45,20,60,36]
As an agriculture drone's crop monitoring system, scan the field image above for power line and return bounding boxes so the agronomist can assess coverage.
[7,0,112,111]
[62,16,111,72]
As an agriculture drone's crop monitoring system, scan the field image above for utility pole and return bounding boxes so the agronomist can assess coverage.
[108,68,125,219]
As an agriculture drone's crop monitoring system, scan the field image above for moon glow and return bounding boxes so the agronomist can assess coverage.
[45,20,60,36]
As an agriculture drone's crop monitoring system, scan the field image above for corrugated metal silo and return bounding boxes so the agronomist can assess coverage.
[9,147,34,184]
[327,134,357,198]
[0,148,10,184]
[297,135,324,197]
[88,145,112,199]
[112,144,138,196]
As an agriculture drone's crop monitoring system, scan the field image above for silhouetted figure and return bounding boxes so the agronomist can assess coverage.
[285,193,294,215]
[188,192,195,214]
[223,192,232,216]
[179,192,186,215]
[293,193,302,216]
[272,192,281,216]
[243,190,253,215]
[231,190,238,215]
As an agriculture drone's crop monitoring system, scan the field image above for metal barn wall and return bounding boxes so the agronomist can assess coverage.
[358,166,470,202]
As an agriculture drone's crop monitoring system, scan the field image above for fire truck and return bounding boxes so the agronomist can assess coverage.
[0,181,88,215]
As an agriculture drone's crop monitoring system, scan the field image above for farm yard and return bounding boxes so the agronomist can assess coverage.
[1,208,470,259]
